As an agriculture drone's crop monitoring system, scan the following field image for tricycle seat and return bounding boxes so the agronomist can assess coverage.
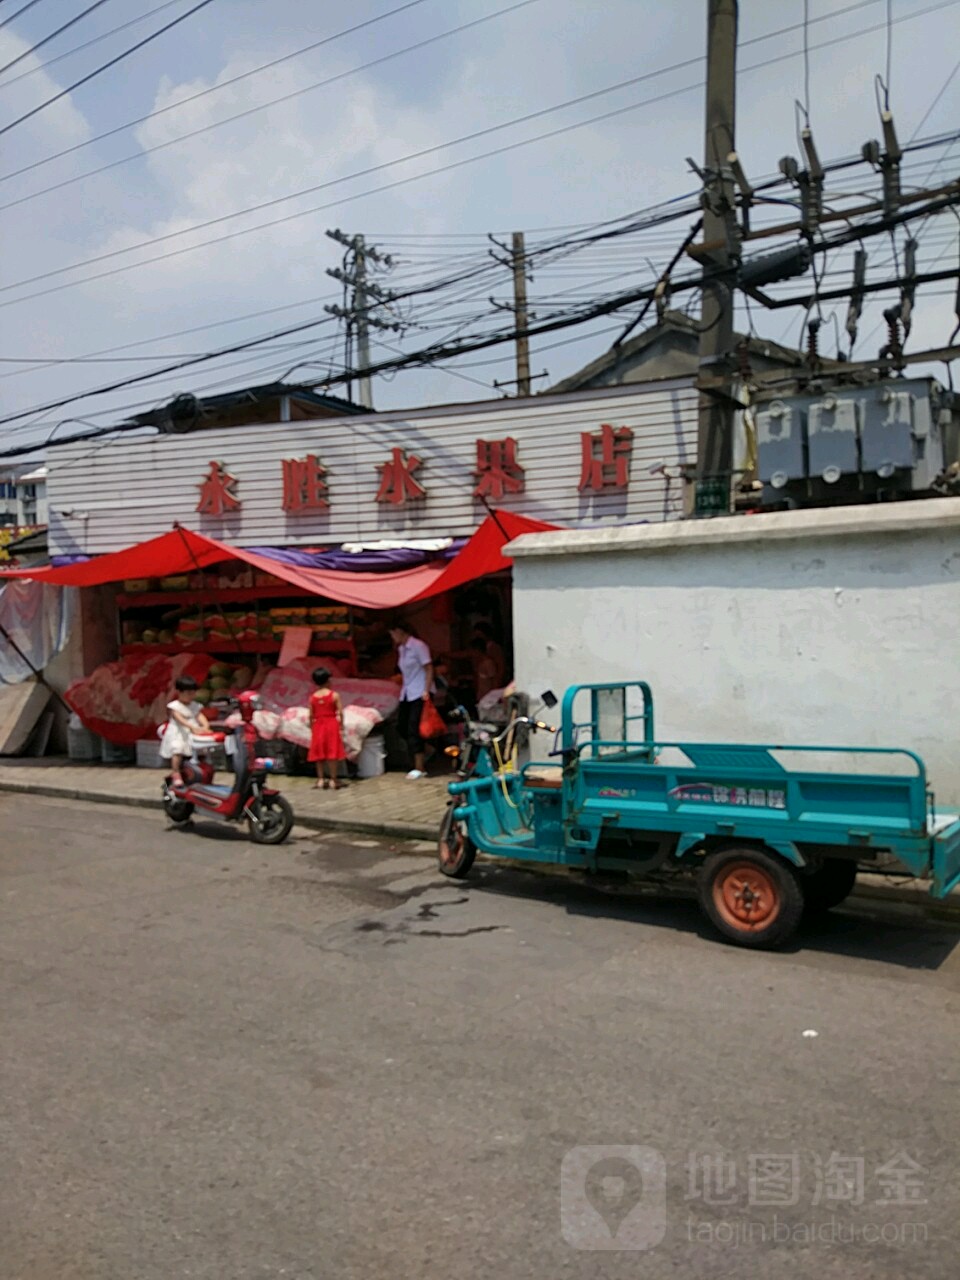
[525,769,562,791]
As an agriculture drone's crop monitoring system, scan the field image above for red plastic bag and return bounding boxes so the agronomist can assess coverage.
[419,694,446,739]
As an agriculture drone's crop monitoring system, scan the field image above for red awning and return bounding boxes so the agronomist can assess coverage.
[0,511,555,609]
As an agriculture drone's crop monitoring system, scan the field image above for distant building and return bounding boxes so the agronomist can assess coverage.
[0,464,47,563]
[0,464,47,530]
[549,309,838,392]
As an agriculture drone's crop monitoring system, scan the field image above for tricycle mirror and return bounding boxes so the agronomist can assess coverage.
[541,690,558,709]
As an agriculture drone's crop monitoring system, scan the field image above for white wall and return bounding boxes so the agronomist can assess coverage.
[510,499,960,804]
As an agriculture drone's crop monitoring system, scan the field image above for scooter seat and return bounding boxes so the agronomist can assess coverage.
[188,784,235,802]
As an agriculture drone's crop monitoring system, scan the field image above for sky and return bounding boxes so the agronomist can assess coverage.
[0,0,957,454]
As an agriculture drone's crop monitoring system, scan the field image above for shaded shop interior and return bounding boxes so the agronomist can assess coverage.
[0,513,548,772]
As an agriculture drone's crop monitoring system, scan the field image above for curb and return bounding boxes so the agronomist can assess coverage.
[2,779,957,916]
[0,779,436,844]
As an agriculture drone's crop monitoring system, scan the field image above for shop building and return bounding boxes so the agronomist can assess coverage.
[46,378,694,669]
[5,381,696,766]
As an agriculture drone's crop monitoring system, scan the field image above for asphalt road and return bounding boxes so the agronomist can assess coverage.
[2,796,958,1280]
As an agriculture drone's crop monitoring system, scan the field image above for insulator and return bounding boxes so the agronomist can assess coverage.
[881,306,903,366]
[807,318,821,365]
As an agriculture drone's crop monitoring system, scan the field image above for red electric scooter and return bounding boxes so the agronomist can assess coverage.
[161,690,294,844]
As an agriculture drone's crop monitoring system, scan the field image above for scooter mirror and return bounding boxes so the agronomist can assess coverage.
[541,690,558,709]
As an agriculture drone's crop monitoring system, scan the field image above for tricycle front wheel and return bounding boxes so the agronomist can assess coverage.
[698,846,804,949]
[438,805,476,879]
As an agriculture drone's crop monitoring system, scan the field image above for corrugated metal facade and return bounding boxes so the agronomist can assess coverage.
[47,381,696,556]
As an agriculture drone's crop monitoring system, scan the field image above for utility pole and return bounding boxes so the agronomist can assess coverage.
[695,0,739,512]
[512,231,531,395]
[488,231,540,396]
[353,235,373,409]
[325,229,402,410]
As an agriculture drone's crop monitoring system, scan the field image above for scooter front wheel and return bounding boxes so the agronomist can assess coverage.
[162,793,194,826]
[438,805,476,879]
[247,794,294,845]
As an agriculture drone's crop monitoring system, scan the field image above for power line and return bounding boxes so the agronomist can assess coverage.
[0,0,519,188]
[0,87,708,304]
[0,0,215,140]
[0,0,881,207]
[269,197,960,397]
[0,0,47,32]
[0,0,950,307]
[10,185,955,435]
[0,210,679,382]
[0,204,696,424]
[908,57,960,143]
[0,0,112,80]
[0,287,355,382]
[0,251,543,425]
[0,1,183,91]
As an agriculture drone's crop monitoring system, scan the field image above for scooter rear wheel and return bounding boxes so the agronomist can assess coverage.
[438,805,476,879]
[247,794,294,845]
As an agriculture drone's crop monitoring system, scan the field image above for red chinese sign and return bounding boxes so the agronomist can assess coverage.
[578,423,634,491]
[474,437,525,500]
[282,454,329,513]
[196,460,240,515]
[375,447,426,506]
[192,424,639,515]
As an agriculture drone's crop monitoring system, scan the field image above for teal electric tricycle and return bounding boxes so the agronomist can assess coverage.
[438,681,960,948]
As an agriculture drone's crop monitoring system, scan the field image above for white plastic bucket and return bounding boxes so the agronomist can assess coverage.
[357,734,386,778]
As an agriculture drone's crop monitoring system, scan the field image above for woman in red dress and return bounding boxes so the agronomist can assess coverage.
[307,667,346,789]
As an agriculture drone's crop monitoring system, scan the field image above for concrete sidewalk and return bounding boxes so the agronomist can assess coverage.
[0,757,956,917]
[0,756,448,841]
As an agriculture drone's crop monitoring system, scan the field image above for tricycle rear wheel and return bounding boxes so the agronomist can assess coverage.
[802,858,858,914]
[438,805,476,879]
[699,846,804,949]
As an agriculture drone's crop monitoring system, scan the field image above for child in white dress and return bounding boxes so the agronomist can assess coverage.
[159,675,210,783]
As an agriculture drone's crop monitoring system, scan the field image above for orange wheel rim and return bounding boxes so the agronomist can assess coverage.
[712,862,781,932]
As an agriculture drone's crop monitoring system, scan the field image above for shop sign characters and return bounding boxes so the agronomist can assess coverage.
[579,423,634,492]
[191,422,641,517]
[375,447,426,505]
[282,453,329,513]
[474,437,525,500]
[196,460,241,516]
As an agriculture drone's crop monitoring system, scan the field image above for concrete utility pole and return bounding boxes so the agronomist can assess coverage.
[695,0,738,510]
[325,229,401,411]
[353,235,373,410]
[512,231,531,395]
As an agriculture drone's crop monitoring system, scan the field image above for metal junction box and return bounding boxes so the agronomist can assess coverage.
[807,394,859,484]
[757,399,804,490]
[860,384,944,490]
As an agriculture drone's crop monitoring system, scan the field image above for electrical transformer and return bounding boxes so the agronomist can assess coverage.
[756,377,955,506]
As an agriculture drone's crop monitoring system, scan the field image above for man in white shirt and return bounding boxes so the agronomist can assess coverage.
[389,623,434,779]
